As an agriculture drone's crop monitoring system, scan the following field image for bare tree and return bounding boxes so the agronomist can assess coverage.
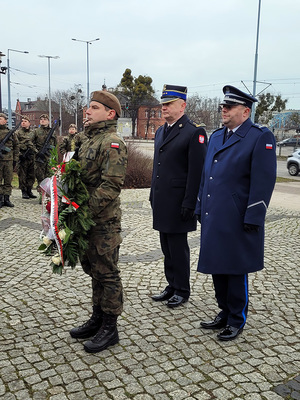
[185,94,221,132]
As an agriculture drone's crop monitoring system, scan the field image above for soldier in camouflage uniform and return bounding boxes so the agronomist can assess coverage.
[59,123,81,157]
[69,90,128,354]
[15,116,37,199]
[31,114,57,189]
[0,113,19,208]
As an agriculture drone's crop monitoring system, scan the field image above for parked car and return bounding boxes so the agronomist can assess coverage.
[287,149,300,176]
[277,138,300,147]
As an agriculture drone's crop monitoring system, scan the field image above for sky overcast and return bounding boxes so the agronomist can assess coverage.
[2,0,300,111]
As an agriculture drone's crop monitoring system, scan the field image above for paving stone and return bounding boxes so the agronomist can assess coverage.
[0,187,299,399]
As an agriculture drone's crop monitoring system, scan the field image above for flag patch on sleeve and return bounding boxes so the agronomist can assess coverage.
[199,135,205,144]
[266,143,273,149]
[111,142,120,148]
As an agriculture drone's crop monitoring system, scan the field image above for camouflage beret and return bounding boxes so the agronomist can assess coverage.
[69,124,77,130]
[39,114,49,120]
[91,90,121,118]
[0,113,8,120]
[21,115,30,122]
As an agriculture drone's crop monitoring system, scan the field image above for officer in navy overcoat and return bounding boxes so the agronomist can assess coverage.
[196,85,277,340]
[150,84,207,307]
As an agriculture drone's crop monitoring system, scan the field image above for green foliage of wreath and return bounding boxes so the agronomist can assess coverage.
[39,148,95,274]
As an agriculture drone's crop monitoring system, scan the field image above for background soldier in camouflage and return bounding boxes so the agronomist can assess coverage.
[15,116,37,199]
[70,91,128,354]
[0,113,19,208]
[31,114,57,191]
[59,123,81,156]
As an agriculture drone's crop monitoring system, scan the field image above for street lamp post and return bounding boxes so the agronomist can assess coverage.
[38,55,59,126]
[0,52,7,113]
[7,48,29,128]
[71,38,100,103]
[251,0,262,121]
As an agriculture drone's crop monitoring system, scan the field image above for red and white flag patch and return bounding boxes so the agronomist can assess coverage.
[111,142,120,149]
[266,143,273,150]
[199,135,205,144]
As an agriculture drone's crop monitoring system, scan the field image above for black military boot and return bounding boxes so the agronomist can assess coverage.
[22,189,30,199]
[69,306,103,339]
[27,188,37,198]
[4,195,14,207]
[0,194,4,208]
[84,313,119,353]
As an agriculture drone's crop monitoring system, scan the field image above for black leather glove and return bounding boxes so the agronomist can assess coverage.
[195,214,201,223]
[244,223,259,233]
[181,207,194,222]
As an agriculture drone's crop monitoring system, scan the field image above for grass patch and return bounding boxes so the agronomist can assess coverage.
[12,173,19,188]
[276,177,299,183]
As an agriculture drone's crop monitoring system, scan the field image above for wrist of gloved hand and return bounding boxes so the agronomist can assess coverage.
[181,207,194,222]
[244,223,259,233]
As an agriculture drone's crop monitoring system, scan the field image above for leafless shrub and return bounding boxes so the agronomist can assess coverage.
[124,143,153,188]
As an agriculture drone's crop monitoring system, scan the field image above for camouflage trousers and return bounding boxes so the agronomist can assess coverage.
[35,160,50,186]
[0,160,13,195]
[18,158,35,190]
[80,243,123,316]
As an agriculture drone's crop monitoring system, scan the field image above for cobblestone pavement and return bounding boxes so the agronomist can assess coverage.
[0,186,299,400]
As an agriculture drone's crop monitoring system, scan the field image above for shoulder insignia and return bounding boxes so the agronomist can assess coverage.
[188,120,202,128]
[111,142,120,149]
[253,123,264,131]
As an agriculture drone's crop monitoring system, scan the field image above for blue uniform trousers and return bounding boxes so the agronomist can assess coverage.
[212,274,249,329]
[159,232,190,299]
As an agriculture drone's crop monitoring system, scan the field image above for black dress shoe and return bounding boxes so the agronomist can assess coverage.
[151,290,174,302]
[200,316,227,330]
[167,295,188,308]
[217,325,243,341]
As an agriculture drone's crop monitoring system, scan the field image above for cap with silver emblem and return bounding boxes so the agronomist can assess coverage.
[220,85,257,109]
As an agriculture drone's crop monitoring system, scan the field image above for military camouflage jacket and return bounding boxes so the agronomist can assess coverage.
[31,126,57,152]
[59,133,81,154]
[78,120,128,254]
[0,124,19,162]
[15,127,35,156]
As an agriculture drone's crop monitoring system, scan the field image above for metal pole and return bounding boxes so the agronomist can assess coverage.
[48,57,52,126]
[7,49,29,128]
[0,52,7,113]
[86,42,90,103]
[0,73,2,112]
[7,53,12,128]
[71,38,99,104]
[251,0,262,121]
[59,94,62,136]
[38,55,59,128]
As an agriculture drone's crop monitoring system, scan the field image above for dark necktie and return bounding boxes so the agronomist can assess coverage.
[164,124,172,140]
[225,130,234,141]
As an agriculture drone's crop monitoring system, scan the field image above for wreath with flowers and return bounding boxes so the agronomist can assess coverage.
[38,148,95,274]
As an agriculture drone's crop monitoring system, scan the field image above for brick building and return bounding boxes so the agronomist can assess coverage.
[136,105,164,139]
[15,98,60,129]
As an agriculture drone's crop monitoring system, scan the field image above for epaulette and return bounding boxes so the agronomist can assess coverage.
[253,123,263,129]
[188,120,205,128]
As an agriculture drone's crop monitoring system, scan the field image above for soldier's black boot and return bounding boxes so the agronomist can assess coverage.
[84,313,119,353]
[70,306,103,339]
[27,188,37,198]
[4,195,14,207]
[0,194,4,208]
[22,189,30,199]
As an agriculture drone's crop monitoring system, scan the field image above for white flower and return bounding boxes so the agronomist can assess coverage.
[43,236,52,246]
[58,229,66,240]
[52,255,61,265]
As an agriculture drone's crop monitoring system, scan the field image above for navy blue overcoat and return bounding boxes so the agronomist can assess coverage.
[195,118,277,274]
[150,114,207,233]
